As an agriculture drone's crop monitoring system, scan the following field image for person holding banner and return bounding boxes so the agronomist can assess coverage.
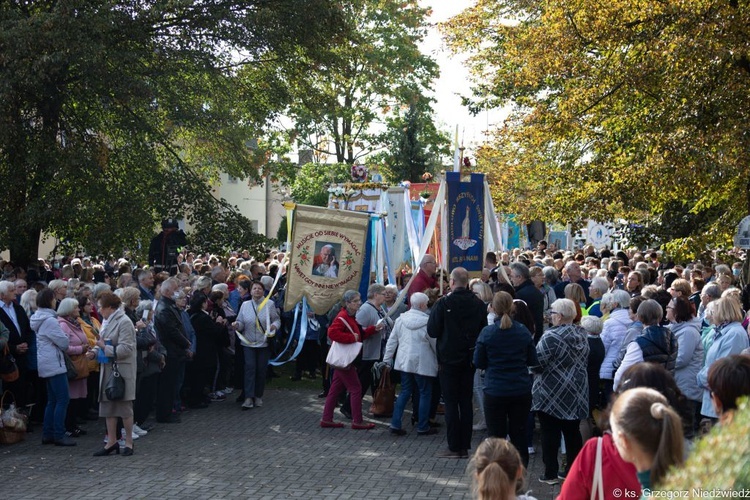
[407,255,438,304]
[234,281,280,410]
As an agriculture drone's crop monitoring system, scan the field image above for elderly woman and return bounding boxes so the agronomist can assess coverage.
[383,292,438,437]
[599,290,633,392]
[531,266,556,329]
[697,296,749,423]
[532,298,589,484]
[585,277,609,317]
[474,291,537,466]
[89,291,137,457]
[48,279,68,306]
[320,290,381,430]
[613,299,678,391]
[666,295,703,437]
[188,293,228,407]
[57,298,90,438]
[233,281,280,410]
[30,289,75,446]
[78,295,101,421]
[120,286,142,327]
[382,284,407,321]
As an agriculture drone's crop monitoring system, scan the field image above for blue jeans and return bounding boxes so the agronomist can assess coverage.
[391,372,433,432]
[243,347,270,399]
[43,373,70,440]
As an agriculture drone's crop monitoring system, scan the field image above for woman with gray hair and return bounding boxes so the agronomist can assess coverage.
[599,290,633,391]
[320,290,383,430]
[57,297,90,438]
[532,298,589,484]
[613,299,678,391]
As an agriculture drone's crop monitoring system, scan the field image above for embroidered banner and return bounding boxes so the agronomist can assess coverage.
[284,205,370,315]
[446,172,485,275]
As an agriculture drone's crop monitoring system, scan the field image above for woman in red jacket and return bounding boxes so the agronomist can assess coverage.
[320,290,382,430]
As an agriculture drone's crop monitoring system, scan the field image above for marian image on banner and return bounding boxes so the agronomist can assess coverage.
[446,172,485,274]
[284,205,370,315]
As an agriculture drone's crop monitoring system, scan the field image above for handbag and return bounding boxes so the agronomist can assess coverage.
[325,317,362,369]
[63,352,78,380]
[590,436,604,500]
[369,366,395,417]
[104,347,125,400]
[69,353,90,380]
[0,344,19,383]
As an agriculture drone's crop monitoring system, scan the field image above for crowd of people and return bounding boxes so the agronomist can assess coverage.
[1,240,750,499]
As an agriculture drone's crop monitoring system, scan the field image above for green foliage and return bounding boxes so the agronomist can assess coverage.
[287,0,439,164]
[289,162,351,207]
[443,0,750,258]
[276,215,288,243]
[375,102,451,183]
[661,398,750,491]
[0,0,347,266]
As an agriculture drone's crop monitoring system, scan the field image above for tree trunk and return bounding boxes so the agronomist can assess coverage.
[9,227,42,269]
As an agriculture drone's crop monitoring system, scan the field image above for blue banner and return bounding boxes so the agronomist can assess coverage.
[446,172,485,274]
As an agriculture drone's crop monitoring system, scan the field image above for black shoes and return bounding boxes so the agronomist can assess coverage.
[389,427,407,436]
[317,391,328,399]
[122,446,134,457]
[93,442,120,456]
[339,407,353,420]
[54,437,76,447]
[417,428,439,436]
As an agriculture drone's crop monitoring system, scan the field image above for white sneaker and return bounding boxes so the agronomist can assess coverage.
[209,392,226,402]
[254,397,263,407]
[528,446,536,455]
[222,387,234,394]
[241,398,254,410]
[117,438,126,447]
[472,422,487,431]
[122,428,139,440]
[132,424,148,437]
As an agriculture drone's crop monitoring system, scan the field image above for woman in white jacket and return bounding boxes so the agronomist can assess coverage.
[30,289,75,447]
[599,290,632,398]
[233,281,280,410]
[382,292,437,436]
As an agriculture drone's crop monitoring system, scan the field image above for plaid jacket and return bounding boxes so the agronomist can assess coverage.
[531,324,590,420]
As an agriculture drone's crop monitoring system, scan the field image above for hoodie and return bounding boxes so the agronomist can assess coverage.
[383,308,437,377]
[532,323,590,420]
[30,308,69,379]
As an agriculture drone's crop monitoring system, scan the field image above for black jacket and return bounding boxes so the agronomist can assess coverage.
[0,302,33,370]
[635,325,678,374]
[514,279,545,342]
[154,296,190,359]
[189,310,228,369]
[148,229,187,275]
[427,287,487,367]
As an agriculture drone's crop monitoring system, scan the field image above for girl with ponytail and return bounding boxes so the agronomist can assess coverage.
[474,292,538,467]
[469,438,534,500]
[610,387,685,491]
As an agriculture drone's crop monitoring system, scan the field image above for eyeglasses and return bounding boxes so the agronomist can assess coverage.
[550,311,561,316]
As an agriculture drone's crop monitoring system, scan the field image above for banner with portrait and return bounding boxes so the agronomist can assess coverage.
[446,172,485,275]
[284,205,371,315]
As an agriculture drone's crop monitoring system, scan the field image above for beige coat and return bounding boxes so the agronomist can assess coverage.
[97,308,137,402]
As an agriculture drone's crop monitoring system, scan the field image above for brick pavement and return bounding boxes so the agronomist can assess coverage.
[1,389,563,499]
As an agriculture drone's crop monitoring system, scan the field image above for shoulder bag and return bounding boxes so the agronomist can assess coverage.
[325,317,362,369]
[63,352,78,380]
[0,344,19,383]
[590,436,604,500]
[104,346,125,400]
[369,366,395,417]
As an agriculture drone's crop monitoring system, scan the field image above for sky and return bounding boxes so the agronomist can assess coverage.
[419,0,506,155]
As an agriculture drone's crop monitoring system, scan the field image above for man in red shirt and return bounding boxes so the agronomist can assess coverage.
[407,255,438,305]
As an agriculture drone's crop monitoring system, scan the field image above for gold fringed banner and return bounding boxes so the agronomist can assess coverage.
[283,205,370,315]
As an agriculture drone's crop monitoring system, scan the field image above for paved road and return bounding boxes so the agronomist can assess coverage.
[1,388,562,499]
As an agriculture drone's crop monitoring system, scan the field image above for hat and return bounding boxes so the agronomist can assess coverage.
[162,218,179,229]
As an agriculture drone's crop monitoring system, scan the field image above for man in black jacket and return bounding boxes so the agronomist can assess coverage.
[0,280,34,408]
[510,262,545,343]
[427,267,487,458]
[153,278,191,423]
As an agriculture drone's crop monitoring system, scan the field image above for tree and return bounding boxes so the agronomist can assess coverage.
[0,0,347,266]
[443,0,750,259]
[374,101,451,183]
[287,0,439,164]
[289,162,351,207]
